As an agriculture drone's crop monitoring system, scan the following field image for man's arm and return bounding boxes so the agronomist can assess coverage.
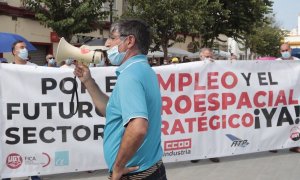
[83,78,109,116]
[112,117,148,180]
[74,64,109,116]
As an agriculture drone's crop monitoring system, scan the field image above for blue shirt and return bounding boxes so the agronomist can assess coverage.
[103,54,163,172]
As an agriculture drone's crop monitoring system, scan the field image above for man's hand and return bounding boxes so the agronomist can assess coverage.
[111,166,139,180]
[73,62,92,84]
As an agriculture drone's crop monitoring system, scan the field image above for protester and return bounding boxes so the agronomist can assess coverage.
[191,47,220,163]
[74,19,166,180]
[45,54,58,67]
[11,40,36,65]
[162,59,169,65]
[269,43,300,153]
[230,54,238,60]
[276,43,300,60]
[151,58,158,66]
[199,47,214,61]
[60,58,76,68]
[182,56,191,63]
[10,40,40,180]
[171,57,179,64]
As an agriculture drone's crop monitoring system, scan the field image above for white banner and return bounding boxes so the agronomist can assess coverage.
[1,60,300,178]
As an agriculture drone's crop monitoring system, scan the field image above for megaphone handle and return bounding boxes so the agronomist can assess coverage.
[71,75,79,115]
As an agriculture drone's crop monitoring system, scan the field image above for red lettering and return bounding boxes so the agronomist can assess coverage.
[161,121,169,135]
[288,89,298,105]
[221,72,238,89]
[179,73,192,91]
[208,93,220,111]
[222,93,236,110]
[175,95,191,114]
[209,115,220,130]
[198,116,208,131]
[185,118,197,133]
[194,73,206,90]
[194,94,206,112]
[170,119,185,135]
[162,96,172,115]
[228,114,240,128]
[207,72,218,89]
[241,113,254,127]
[157,73,175,92]
[237,92,252,109]
[274,90,287,106]
[253,91,267,108]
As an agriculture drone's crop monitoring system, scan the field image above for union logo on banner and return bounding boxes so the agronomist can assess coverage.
[6,153,23,169]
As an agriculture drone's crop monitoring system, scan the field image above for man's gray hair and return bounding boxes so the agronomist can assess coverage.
[110,19,151,55]
[200,47,213,53]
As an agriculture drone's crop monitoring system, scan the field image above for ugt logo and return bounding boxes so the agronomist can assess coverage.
[226,134,249,147]
[55,151,69,166]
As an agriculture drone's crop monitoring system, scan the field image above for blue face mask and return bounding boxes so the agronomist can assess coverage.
[49,58,56,65]
[281,51,291,59]
[96,59,106,67]
[18,48,28,60]
[107,40,127,66]
[65,58,73,65]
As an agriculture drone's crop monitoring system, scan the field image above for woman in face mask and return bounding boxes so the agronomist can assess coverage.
[45,54,58,67]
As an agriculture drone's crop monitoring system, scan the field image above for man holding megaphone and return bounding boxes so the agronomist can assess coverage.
[74,19,166,180]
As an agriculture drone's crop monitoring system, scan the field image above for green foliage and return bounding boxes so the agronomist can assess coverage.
[246,17,284,57]
[124,0,205,59]
[123,0,273,58]
[24,0,109,41]
[193,0,273,47]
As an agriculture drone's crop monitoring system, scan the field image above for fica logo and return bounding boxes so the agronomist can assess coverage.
[290,126,300,141]
[55,151,69,166]
[226,134,249,148]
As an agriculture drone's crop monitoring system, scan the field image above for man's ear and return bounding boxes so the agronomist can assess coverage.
[126,35,136,49]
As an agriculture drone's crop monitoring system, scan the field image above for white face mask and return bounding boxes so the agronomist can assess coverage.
[106,38,128,66]
[65,58,73,65]
[96,59,106,67]
[281,51,291,59]
[49,58,56,65]
[17,48,28,60]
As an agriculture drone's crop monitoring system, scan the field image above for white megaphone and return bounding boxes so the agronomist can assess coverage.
[56,37,108,65]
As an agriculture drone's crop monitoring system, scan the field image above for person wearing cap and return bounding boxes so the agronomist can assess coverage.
[171,57,179,64]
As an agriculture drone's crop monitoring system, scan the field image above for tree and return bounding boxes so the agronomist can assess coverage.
[246,17,285,57]
[192,0,274,48]
[24,0,109,42]
[123,0,204,59]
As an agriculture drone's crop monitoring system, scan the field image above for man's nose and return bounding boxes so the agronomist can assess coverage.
[105,39,111,48]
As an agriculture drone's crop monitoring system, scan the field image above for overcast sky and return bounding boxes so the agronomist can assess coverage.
[272,0,300,30]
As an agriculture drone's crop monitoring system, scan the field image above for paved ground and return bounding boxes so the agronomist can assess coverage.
[12,149,300,180]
